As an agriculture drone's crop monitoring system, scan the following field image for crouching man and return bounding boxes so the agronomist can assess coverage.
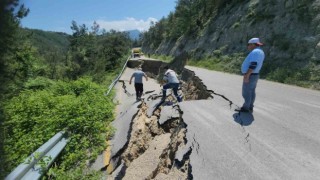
[161,66,182,102]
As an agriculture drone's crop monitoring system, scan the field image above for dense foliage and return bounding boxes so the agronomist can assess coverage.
[3,78,115,175]
[1,1,132,178]
[0,0,29,98]
[1,0,30,177]
[22,28,70,55]
[67,21,131,81]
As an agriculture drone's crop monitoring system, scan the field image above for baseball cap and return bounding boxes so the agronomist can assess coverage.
[248,38,263,46]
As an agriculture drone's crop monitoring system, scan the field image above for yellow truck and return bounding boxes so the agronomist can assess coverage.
[132,48,142,58]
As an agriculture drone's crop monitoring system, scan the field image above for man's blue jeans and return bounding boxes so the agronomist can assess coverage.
[242,75,259,110]
[162,83,182,102]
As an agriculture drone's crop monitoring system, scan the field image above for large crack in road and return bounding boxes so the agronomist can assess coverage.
[107,85,190,179]
[122,102,189,179]
[105,60,250,179]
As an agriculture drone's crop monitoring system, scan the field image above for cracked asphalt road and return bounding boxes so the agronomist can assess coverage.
[106,64,320,179]
[184,66,320,179]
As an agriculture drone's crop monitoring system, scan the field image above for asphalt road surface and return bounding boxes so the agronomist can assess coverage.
[180,66,320,179]
[106,65,320,179]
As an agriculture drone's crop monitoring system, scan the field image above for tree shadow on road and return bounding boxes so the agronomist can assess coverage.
[233,112,254,126]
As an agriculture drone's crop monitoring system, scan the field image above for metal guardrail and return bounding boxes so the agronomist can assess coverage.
[106,56,131,96]
[5,131,68,180]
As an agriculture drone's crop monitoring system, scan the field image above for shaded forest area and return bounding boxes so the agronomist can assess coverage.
[0,1,133,178]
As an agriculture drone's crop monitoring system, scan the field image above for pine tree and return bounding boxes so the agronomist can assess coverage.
[0,0,29,97]
[0,1,29,178]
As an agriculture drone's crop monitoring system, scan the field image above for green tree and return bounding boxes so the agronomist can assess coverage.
[91,21,100,35]
[66,21,131,80]
[0,0,29,97]
[0,1,29,178]
[67,21,96,79]
[97,30,131,71]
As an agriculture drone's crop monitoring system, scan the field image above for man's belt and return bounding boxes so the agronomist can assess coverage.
[243,73,259,75]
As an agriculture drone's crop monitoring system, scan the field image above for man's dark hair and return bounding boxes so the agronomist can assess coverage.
[163,65,169,70]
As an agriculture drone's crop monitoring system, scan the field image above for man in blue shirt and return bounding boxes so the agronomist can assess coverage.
[129,66,148,101]
[236,38,265,112]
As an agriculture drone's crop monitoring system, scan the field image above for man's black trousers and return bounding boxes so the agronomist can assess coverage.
[134,83,143,99]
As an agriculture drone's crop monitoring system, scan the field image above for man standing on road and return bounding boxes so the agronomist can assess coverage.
[161,66,182,102]
[236,38,265,112]
[129,66,148,101]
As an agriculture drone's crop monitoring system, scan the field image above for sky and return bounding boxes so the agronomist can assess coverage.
[20,0,176,34]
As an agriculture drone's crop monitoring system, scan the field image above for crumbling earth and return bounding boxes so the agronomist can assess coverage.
[105,60,215,179]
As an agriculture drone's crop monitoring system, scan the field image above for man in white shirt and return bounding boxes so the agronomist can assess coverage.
[129,66,148,101]
[161,66,182,102]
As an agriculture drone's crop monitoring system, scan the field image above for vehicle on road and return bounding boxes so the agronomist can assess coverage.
[132,47,142,58]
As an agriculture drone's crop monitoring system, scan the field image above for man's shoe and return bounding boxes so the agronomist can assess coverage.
[235,107,250,112]
[177,96,182,102]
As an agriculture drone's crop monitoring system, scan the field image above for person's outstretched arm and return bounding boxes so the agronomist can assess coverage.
[129,75,134,84]
[144,74,148,81]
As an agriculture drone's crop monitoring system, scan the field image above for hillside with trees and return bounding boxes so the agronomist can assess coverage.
[21,28,70,55]
[0,1,132,178]
[141,0,320,89]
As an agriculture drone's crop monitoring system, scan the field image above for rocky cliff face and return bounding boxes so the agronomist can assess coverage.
[147,0,320,69]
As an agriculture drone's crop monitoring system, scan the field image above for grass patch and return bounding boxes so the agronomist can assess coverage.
[150,54,174,63]
[187,53,245,74]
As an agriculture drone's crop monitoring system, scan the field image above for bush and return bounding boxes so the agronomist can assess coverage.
[187,52,244,74]
[151,54,174,63]
[24,76,55,90]
[3,77,115,176]
[294,69,311,81]
[266,68,292,83]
